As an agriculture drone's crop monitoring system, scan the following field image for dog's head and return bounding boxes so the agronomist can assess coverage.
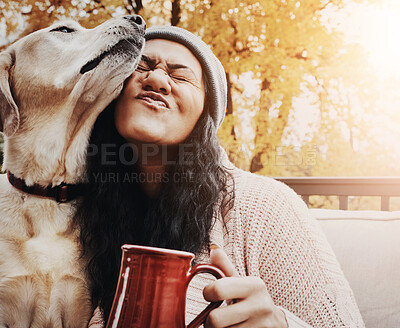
[0,16,145,137]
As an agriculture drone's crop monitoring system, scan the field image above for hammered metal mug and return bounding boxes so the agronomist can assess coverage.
[106,244,225,328]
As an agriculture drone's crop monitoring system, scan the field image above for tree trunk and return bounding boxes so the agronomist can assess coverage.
[226,72,233,115]
[250,152,263,173]
[249,78,272,173]
[125,0,143,14]
[134,0,143,14]
[171,0,181,26]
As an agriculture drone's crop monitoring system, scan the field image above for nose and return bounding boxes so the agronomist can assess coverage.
[123,15,146,29]
[142,70,171,95]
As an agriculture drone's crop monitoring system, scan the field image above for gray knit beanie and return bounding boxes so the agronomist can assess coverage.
[145,26,227,128]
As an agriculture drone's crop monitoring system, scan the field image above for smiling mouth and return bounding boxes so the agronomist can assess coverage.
[80,38,139,74]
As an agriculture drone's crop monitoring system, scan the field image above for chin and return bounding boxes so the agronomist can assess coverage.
[121,126,165,144]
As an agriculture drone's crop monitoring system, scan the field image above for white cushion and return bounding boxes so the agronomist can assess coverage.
[311,209,400,328]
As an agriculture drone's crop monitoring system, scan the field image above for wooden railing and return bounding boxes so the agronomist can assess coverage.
[274,177,400,211]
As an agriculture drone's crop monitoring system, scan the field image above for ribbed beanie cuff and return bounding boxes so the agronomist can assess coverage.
[145,26,227,128]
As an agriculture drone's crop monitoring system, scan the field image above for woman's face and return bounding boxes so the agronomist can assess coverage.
[114,39,205,145]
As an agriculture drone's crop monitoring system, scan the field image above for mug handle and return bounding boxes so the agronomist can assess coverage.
[186,264,225,328]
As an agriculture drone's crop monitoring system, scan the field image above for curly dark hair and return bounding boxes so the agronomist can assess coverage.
[74,79,233,320]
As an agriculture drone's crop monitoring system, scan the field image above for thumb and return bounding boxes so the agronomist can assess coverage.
[210,244,239,277]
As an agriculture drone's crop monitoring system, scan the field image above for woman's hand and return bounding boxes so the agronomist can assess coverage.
[203,245,288,328]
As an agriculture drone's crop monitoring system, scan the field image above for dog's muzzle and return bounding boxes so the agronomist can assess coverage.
[80,15,146,75]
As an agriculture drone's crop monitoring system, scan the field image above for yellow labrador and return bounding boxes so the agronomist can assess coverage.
[0,16,145,327]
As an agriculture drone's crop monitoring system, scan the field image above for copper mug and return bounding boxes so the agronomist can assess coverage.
[106,245,225,328]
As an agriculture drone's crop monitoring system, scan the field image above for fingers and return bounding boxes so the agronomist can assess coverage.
[203,276,268,303]
[205,245,285,328]
[204,296,274,328]
[210,244,239,278]
[204,301,249,328]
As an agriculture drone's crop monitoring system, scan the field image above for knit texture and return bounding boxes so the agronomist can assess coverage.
[145,26,227,128]
[185,154,365,327]
[88,152,365,327]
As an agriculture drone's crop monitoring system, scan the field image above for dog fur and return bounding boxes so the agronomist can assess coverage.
[0,17,144,327]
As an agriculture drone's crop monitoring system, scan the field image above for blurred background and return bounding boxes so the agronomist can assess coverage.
[1,0,400,209]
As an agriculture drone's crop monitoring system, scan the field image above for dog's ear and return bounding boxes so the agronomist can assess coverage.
[0,49,19,137]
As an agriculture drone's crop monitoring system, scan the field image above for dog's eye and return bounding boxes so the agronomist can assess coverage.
[50,26,75,33]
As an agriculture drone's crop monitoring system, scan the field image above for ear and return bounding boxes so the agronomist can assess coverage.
[0,49,19,137]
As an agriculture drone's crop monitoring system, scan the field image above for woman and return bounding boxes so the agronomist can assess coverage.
[78,26,365,327]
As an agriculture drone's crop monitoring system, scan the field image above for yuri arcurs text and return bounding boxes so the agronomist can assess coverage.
[90,171,208,184]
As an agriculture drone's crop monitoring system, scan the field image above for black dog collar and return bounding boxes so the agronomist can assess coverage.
[7,171,86,203]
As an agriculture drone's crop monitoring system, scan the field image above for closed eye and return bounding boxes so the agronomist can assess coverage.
[50,26,75,33]
[171,74,188,82]
[136,64,150,71]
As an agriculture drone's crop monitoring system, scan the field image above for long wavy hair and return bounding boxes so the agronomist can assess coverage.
[74,78,233,319]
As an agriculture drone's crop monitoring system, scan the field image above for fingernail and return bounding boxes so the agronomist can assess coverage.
[210,243,220,250]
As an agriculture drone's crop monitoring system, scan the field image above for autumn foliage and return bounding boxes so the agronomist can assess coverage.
[1,0,397,209]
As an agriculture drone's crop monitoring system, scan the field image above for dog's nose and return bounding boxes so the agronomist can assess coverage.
[123,15,146,29]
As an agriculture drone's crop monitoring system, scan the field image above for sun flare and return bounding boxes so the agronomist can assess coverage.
[357,2,400,78]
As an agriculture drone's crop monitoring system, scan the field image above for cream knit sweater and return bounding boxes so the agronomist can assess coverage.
[89,154,365,328]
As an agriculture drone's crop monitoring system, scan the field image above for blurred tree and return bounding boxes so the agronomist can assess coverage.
[1,0,394,196]
[0,134,3,170]
[177,0,381,175]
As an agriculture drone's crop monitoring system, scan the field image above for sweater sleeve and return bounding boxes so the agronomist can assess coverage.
[278,306,313,328]
[228,169,365,328]
[87,307,105,328]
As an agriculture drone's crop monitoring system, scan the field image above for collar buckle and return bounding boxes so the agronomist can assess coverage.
[56,183,69,203]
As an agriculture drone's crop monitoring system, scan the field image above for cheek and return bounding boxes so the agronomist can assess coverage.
[114,100,128,137]
[178,87,205,116]
[114,95,136,135]
[178,98,204,139]
[114,76,141,118]
[121,74,142,96]
[189,91,205,122]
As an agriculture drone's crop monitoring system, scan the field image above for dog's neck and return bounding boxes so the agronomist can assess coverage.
[2,102,102,187]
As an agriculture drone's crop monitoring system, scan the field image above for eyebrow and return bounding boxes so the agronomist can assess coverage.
[140,55,199,80]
